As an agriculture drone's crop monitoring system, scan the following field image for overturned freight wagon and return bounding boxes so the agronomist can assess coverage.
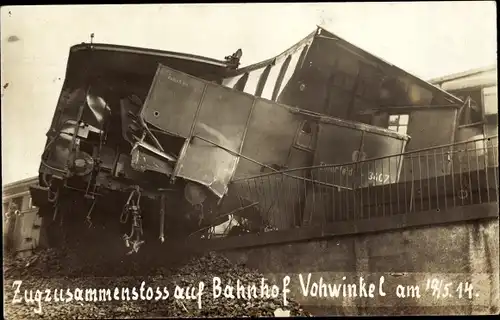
[140,65,409,232]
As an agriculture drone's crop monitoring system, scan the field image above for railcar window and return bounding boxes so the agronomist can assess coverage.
[296,120,314,150]
[388,114,409,135]
[301,121,312,134]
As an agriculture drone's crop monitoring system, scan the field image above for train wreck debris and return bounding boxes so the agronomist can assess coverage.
[32,63,409,254]
[120,186,145,254]
[34,26,476,256]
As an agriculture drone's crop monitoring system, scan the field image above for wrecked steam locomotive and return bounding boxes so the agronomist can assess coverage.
[30,33,414,254]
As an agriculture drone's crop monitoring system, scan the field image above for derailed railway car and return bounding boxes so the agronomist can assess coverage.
[31,52,408,252]
[140,65,409,232]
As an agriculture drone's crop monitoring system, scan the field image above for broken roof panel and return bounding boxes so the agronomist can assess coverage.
[228,26,464,108]
[315,26,463,105]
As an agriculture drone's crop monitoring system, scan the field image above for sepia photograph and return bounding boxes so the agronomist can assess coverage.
[1,2,498,318]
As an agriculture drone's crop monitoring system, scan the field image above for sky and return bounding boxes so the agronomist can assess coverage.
[1,2,497,185]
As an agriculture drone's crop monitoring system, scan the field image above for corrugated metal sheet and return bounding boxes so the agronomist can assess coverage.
[222,30,315,103]
[238,42,310,101]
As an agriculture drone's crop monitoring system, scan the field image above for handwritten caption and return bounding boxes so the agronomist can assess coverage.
[11,274,481,314]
